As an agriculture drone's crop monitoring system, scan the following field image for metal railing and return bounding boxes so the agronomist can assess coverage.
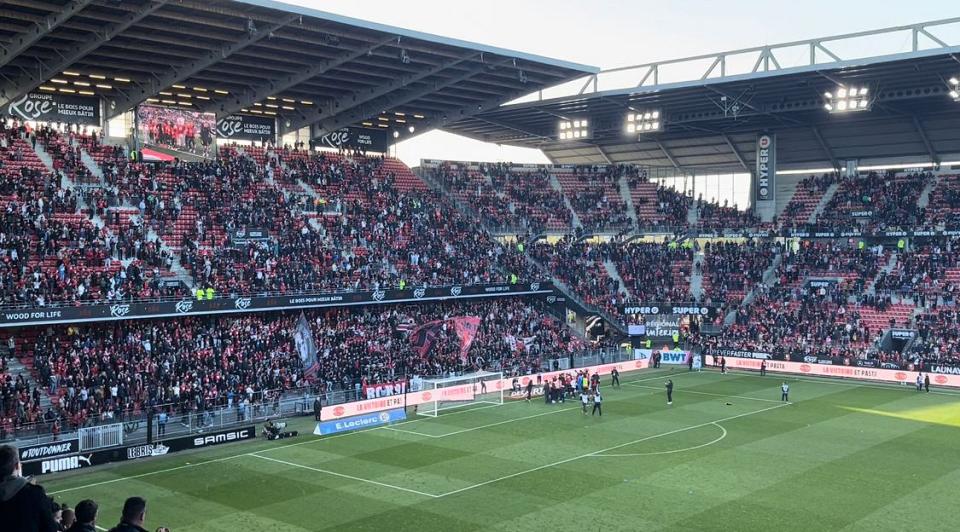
[4,347,632,448]
[510,17,960,103]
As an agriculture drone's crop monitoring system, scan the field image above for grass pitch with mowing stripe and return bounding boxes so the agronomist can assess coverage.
[43,369,960,531]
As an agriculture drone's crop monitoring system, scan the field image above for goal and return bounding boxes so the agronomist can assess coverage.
[416,371,503,417]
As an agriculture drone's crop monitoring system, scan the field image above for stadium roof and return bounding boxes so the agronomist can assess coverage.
[0,0,596,137]
[443,18,960,172]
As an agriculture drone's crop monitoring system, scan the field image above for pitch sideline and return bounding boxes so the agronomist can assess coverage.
[47,370,675,496]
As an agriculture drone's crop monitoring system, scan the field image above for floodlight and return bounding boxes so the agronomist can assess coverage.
[558,119,589,140]
[625,109,662,135]
[824,85,870,113]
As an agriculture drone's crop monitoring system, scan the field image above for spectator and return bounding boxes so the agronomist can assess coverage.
[67,499,98,532]
[108,496,149,532]
[0,444,58,532]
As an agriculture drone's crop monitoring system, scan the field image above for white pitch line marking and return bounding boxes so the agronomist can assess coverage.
[249,453,441,498]
[384,405,581,438]
[624,383,785,403]
[590,422,728,457]
[44,370,676,496]
[434,402,790,498]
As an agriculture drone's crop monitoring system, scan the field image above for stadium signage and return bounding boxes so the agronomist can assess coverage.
[658,349,690,365]
[216,114,276,141]
[7,92,101,125]
[929,364,960,375]
[679,228,960,240]
[706,355,960,388]
[314,126,389,152]
[231,228,271,244]
[40,454,92,474]
[322,360,651,420]
[755,134,776,202]
[314,408,407,436]
[890,329,916,340]
[126,443,171,460]
[191,428,253,447]
[18,439,79,461]
[621,304,717,318]
[806,279,839,289]
[712,348,771,360]
[0,282,552,327]
[507,385,545,399]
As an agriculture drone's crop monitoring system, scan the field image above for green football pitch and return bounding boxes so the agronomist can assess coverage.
[43,368,960,531]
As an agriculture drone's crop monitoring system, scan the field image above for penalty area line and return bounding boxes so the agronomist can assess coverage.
[249,453,441,498]
[624,382,785,403]
[46,370,672,496]
[589,422,728,457]
[435,402,790,498]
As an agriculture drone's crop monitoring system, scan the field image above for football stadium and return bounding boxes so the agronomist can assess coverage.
[1,1,960,530]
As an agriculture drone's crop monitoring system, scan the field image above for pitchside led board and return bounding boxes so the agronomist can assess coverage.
[756,133,777,202]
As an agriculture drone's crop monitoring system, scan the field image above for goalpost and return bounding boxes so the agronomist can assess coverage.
[416,371,503,417]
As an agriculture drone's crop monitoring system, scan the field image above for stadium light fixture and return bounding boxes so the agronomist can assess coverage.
[558,119,590,140]
[950,77,959,101]
[626,110,661,134]
[824,85,870,113]
[408,125,415,133]
[393,131,400,138]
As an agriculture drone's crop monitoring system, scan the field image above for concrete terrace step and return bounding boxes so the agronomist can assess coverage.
[550,173,581,229]
[809,182,840,225]
[602,260,629,297]
[690,252,704,300]
[617,175,639,229]
[32,141,57,174]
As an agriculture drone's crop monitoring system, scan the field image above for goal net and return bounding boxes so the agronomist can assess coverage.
[416,371,503,417]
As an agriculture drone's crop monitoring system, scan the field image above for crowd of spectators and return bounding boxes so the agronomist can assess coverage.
[813,171,929,232]
[311,298,583,399]
[610,242,692,303]
[699,240,779,311]
[910,308,960,370]
[694,197,763,231]
[1,298,578,437]
[530,237,623,316]
[780,173,840,229]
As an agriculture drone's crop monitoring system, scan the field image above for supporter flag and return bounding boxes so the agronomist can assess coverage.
[452,316,481,361]
[409,320,443,358]
[293,312,319,378]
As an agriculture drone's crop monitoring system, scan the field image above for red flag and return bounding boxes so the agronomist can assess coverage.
[452,316,482,361]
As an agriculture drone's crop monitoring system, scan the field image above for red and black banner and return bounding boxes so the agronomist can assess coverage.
[410,320,443,358]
